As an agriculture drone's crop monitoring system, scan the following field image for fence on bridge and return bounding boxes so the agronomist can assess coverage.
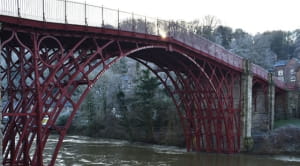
[0,0,286,89]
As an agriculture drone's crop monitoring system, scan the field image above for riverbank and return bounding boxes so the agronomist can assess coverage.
[68,119,300,155]
[252,119,300,155]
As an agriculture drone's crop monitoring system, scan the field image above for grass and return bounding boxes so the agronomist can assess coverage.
[274,118,300,128]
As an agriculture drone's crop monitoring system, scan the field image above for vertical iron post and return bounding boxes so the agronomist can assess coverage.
[132,12,134,32]
[84,1,87,25]
[101,5,104,27]
[144,16,147,34]
[33,33,43,166]
[157,18,159,36]
[42,0,45,21]
[167,20,170,37]
[64,0,67,23]
[17,0,20,17]
[117,9,119,30]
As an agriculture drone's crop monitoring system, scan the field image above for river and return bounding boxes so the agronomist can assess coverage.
[44,135,300,166]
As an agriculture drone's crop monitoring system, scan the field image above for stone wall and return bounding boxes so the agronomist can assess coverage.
[275,93,287,120]
[240,70,253,151]
[298,93,300,118]
[251,88,269,133]
[287,91,300,118]
[275,91,300,120]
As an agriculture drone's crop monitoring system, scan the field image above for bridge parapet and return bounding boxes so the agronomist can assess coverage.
[170,28,244,69]
[0,0,287,89]
[251,63,269,80]
[273,77,287,90]
[0,0,245,71]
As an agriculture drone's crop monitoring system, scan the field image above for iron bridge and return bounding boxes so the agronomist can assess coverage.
[0,0,287,165]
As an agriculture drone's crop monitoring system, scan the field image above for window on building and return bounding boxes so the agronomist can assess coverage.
[278,70,283,76]
[291,76,296,82]
[290,69,295,74]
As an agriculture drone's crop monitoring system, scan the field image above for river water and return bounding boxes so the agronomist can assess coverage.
[45,135,300,166]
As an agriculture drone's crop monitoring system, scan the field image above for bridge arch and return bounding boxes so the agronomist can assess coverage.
[1,22,242,165]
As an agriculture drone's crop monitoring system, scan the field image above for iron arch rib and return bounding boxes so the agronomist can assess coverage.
[129,47,241,153]
[1,24,242,165]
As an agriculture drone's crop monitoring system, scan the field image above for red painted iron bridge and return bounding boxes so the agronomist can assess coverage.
[0,0,289,165]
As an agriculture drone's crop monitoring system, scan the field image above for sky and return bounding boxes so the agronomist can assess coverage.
[72,0,299,34]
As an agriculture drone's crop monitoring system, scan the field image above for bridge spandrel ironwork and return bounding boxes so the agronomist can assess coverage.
[0,0,289,165]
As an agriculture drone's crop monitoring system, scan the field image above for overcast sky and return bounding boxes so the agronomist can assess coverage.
[73,0,299,34]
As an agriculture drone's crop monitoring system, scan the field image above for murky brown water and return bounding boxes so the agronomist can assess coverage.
[44,135,300,166]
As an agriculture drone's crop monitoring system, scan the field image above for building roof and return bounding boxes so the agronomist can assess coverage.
[273,60,288,67]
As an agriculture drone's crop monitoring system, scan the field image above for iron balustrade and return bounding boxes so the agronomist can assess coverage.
[0,0,286,87]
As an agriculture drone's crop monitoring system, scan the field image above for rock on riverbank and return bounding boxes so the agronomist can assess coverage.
[252,125,300,155]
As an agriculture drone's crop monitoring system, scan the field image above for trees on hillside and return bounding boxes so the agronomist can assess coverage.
[188,18,299,69]
[191,15,220,41]
[269,31,294,60]
[117,15,300,69]
[66,60,183,144]
[130,70,161,142]
[230,29,254,59]
[294,30,300,58]
[214,26,233,49]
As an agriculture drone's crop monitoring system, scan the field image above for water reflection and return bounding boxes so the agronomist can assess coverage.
[45,135,300,166]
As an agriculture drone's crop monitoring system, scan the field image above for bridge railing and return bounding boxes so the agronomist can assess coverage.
[251,63,269,80]
[0,0,286,88]
[0,0,244,69]
[273,77,288,90]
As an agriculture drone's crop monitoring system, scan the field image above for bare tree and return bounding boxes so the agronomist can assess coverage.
[188,15,220,41]
[202,15,220,30]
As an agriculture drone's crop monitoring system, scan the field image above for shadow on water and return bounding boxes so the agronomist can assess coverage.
[44,135,300,166]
